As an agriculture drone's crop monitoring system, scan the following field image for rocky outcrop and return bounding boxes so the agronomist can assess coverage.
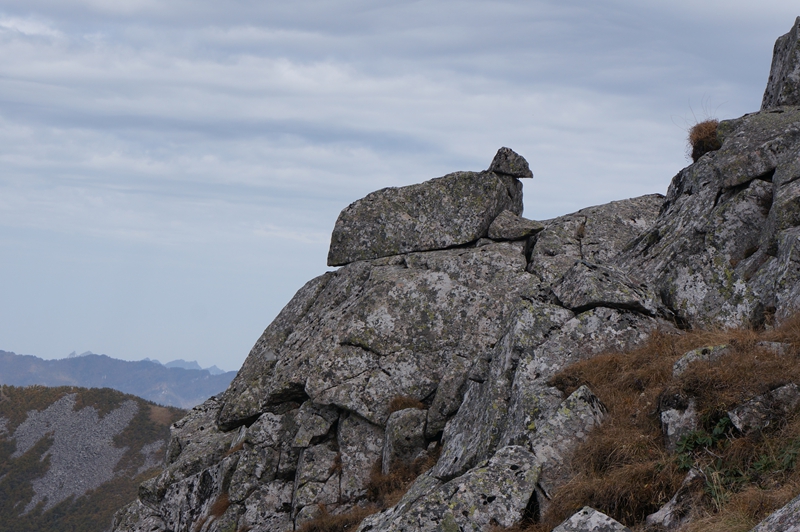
[763,17,800,110]
[327,148,525,266]
[113,19,800,532]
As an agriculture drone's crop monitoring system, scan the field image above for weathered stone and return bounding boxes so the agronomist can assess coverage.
[292,401,339,448]
[661,400,699,452]
[382,408,427,474]
[433,299,574,480]
[141,397,235,508]
[750,490,800,532]
[338,412,384,502]
[530,385,607,502]
[160,454,240,532]
[218,274,332,430]
[292,443,340,513]
[619,108,800,329]
[327,167,523,266]
[672,345,730,377]
[527,194,664,285]
[488,210,543,240]
[552,260,661,316]
[487,146,534,178]
[435,303,659,482]
[113,33,800,531]
[425,354,471,439]
[728,383,800,433]
[240,482,293,532]
[552,506,631,532]
[112,499,168,532]
[358,446,540,532]
[762,17,800,109]
[645,468,703,531]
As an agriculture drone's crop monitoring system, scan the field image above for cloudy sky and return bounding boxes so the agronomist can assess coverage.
[0,1,797,371]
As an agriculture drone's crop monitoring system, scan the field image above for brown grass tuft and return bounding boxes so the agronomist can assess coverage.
[388,395,426,414]
[367,447,440,508]
[209,492,230,518]
[294,446,441,532]
[689,119,722,162]
[224,440,245,458]
[516,319,800,531]
[295,505,377,532]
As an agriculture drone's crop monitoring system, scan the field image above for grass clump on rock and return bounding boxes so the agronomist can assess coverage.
[512,313,800,532]
[689,119,722,162]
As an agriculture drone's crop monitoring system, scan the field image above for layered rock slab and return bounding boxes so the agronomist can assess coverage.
[327,168,523,266]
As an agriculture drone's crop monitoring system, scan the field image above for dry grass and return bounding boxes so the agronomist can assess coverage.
[509,319,800,531]
[689,119,722,162]
[367,446,441,508]
[296,505,377,532]
[388,395,426,414]
[149,405,176,425]
[209,492,231,518]
[223,440,246,458]
[296,446,441,532]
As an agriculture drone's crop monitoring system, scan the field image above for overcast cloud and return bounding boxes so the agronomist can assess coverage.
[0,1,797,370]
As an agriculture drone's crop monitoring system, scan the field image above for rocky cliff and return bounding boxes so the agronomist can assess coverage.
[112,17,800,532]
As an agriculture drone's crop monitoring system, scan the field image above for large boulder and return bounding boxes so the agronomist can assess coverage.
[327,148,527,266]
[762,17,800,110]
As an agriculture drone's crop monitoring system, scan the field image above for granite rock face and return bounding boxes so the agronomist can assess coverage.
[763,16,800,110]
[114,24,800,532]
[327,148,525,266]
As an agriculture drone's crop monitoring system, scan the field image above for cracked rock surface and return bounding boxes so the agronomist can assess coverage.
[113,34,800,530]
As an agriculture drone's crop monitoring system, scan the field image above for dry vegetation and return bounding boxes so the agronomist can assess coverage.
[387,395,426,413]
[293,315,800,532]
[688,119,722,162]
[518,313,800,531]
[296,446,441,532]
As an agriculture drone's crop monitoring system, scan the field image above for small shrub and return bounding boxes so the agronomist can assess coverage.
[388,396,425,414]
[689,119,722,162]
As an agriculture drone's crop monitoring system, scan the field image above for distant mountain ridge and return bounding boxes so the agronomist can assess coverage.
[0,350,237,408]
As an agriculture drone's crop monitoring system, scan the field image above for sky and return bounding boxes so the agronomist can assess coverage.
[0,1,797,371]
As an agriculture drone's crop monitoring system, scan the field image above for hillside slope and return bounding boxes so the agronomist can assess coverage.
[0,351,236,409]
[0,385,185,532]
